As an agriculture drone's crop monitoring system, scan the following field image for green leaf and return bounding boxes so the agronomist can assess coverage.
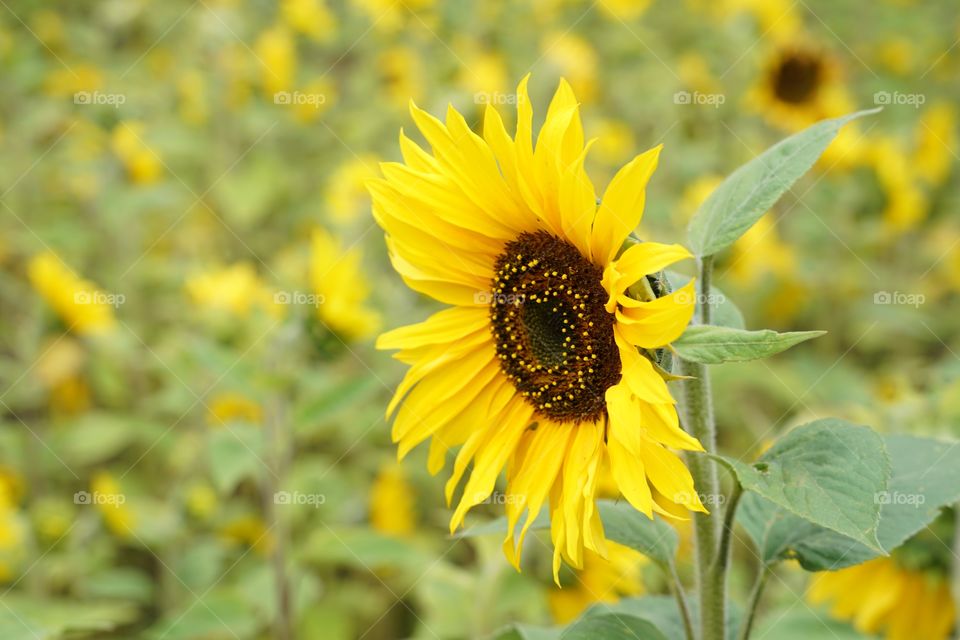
[687,109,880,256]
[665,272,744,330]
[595,501,679,567]
[740,435,960,571]
[456,500,678,567]
[561,613,669,640]
[672,326,825,364]
[207,423,265,494]
[718,418,889,551]
[0,596,137,640]
[755,608,868,639]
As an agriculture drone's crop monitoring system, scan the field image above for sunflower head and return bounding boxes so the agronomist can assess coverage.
[371,76,705,580]
[750,43,852,131]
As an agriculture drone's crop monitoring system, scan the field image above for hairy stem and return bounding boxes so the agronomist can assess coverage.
[680,254,724,640]
[668,563,696,640]
[738,566,770,640]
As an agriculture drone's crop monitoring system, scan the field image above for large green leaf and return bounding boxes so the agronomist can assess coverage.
[755,608,867,639]
[207,423,266,494]
[561,614,669,640]
[717,418,889,551]
[739,435,960,570]
[0,596,137,640]
[457,500,678,567]
[687,109,880,256]
[672,325,825,364]
[595,501,679,567]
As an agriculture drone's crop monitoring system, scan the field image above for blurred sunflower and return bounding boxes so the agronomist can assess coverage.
[309,227,380,341]
[369,463,416,537]
[28,252,116,335]
[371,77,705,581]
[749,42,852,132]
[549,542,647,623]
[810,551,955,640]
[913,102,957,187]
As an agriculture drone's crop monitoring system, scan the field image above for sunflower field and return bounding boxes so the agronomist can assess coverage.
[1,0,959,639]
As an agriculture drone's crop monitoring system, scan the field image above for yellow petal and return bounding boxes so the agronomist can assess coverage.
[591,145,662,264]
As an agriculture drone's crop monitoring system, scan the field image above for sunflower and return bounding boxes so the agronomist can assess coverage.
[809,514,957,640]
[370,77,705,580]
[549,541,647,624]
[749,42,853,133]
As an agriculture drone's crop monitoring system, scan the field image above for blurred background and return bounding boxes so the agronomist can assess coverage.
[0,0,958,638]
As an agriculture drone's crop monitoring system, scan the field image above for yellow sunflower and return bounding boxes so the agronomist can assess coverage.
[810,513,956,640]
[370,77,705,581]
[749,42,853,133]
[809,557,955,640]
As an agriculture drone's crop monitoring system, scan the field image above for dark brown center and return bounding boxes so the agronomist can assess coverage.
[772,52,823,104]
[489,231,620,423]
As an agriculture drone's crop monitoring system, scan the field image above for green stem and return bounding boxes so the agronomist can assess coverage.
[738,566,770,640]
[680,255,724,640]
[668,563,696,640]
[716,480,743,579]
